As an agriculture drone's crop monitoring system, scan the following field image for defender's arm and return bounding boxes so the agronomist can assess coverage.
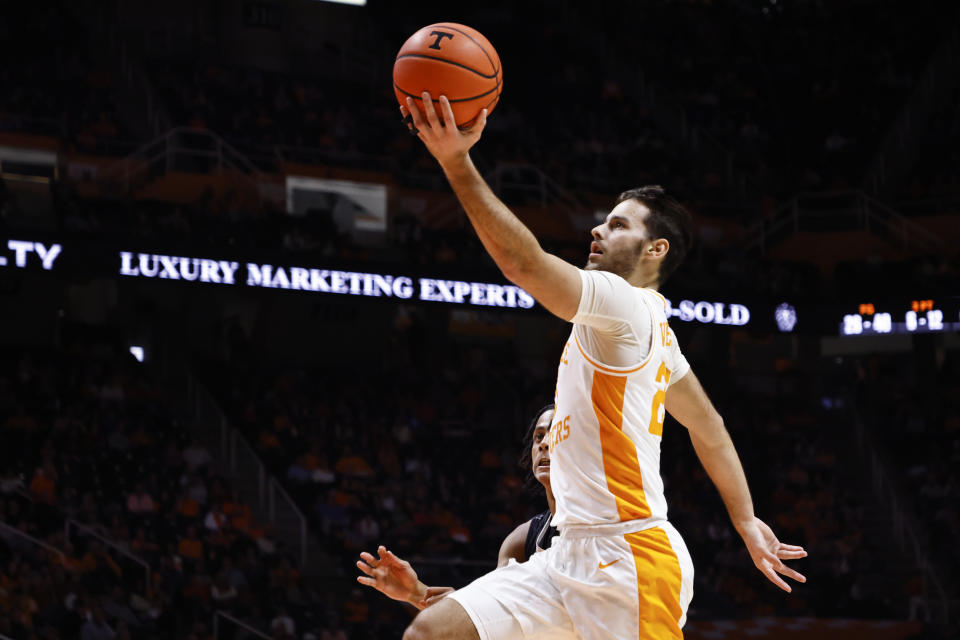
[497,520,532,567]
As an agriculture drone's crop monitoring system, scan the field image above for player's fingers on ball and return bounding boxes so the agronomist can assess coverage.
[405,97,425,126]
[421,92,441,126]
[439,96,456,129]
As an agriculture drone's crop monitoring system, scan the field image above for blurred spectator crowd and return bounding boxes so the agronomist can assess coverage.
[0,4,135,156]
[3,1,959,207]
[0,328,344,639]
[202,312,948,636]
[2,296,954,639]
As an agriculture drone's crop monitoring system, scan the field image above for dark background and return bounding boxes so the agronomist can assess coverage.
[0,1,958,639]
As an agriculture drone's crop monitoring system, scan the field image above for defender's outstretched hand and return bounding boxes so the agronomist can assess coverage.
[356,545,425,605]
[401,92,487,170]
[738,517,807,592]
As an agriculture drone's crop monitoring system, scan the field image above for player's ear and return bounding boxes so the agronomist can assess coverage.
[648,238,669,259]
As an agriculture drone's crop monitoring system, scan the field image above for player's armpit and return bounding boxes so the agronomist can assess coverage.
[497,520,532,567]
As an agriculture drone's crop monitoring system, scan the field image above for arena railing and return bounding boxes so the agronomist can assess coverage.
[745,189,943,255]
[97,126,278,204]
[0,113,67,138]
[228,427,310,569]
[185,371,310,568]
[0,520,66,562]
[423,161,592,230]
[64,518,152,594]
[852,413,953,625]
[212,610,274,640]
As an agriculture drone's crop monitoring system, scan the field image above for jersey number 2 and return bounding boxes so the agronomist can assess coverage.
[648,361,671,436]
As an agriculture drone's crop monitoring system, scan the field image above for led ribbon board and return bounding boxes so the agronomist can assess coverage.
[2,236,773,327]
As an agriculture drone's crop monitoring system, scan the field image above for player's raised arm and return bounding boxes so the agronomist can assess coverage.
[665,370,808,592]
[402,92,582,321]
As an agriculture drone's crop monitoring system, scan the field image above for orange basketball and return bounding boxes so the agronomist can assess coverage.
[393,23,502,128]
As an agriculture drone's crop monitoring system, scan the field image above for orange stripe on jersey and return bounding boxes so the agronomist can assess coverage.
[593,371,651,520]
[575,333,653,375]
[625,527,683,639]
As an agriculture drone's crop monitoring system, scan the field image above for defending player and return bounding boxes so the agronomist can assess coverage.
[356,405,558,609]
[398,93,808,640]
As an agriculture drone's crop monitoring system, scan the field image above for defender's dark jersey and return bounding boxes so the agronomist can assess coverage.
[523,509,558,560]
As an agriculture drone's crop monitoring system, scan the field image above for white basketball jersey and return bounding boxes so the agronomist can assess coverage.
[549,270,689,529]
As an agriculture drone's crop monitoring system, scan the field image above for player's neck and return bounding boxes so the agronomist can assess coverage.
[545,487,556,514]
[620,261,660,289]
[626,272,660,290]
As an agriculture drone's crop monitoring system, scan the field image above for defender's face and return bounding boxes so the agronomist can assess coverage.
[585,199,652,276]
[531,409,555,487]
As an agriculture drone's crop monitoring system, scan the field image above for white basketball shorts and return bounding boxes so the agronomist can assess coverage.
[448,521,694,639]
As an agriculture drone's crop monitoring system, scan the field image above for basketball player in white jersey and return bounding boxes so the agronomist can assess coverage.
[398,93,807,640]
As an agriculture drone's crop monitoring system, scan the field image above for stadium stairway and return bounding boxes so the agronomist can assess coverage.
[838,408,953,627]
[179,367,339,585]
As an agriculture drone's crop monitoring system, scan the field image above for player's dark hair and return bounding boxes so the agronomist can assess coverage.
[518,403,555,494]
[616,185,694,283]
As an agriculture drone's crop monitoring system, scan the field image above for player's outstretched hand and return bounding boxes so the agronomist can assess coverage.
[356,545,424,604]
[401,92,487,170]
[738,517,807,592]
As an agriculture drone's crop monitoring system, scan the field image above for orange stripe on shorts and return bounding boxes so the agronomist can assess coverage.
[625,527,684,639]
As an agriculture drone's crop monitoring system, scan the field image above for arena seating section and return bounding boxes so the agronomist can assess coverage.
[0,331,331,639]
[4,322,950,637]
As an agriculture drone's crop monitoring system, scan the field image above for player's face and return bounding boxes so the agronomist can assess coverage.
[585,199,651,278]
[531,409,555,487]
